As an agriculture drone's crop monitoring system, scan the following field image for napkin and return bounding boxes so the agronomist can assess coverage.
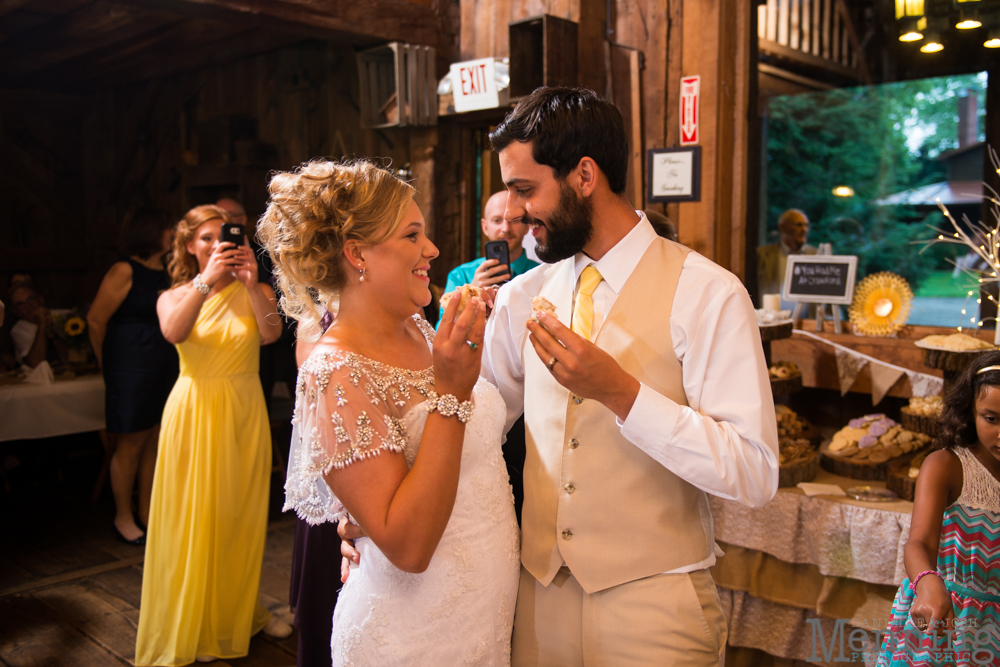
[797,482,847,497]
[22,360,54,385]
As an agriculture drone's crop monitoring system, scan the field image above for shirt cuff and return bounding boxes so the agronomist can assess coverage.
[617,382,682,455]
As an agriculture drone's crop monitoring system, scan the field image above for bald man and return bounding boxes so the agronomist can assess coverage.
[216,198,248,227]
[442,191,539,298]
[757,208,817,307]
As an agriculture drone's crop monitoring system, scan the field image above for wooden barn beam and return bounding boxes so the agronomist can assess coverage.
[0,2,166,78]
[80,25,294,89]
[130,0,449,50]
[675,0,752,277]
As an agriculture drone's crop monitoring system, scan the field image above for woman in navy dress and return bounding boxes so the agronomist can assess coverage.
[88,208,179,545]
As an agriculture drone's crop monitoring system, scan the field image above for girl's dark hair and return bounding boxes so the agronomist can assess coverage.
[119,207,175,260]
[937,350,1000,449]
[488,87,629,195]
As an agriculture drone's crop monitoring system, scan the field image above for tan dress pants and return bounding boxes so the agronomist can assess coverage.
[511,566,727,667]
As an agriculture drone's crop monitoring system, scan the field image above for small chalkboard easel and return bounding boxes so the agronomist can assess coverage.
[783,244,857,335]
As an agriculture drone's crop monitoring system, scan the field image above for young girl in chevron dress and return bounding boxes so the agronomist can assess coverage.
[878,351,1000,667]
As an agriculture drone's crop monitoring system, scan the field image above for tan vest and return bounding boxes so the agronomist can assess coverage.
[521,238,715,594]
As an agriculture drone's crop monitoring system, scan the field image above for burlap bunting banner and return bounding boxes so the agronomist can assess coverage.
[796,329,944,401]
[834,347,867,396]
[870,362,907,406]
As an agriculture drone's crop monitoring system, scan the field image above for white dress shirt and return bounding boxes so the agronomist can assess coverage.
[482,214,780,574]
[11,319,38,364]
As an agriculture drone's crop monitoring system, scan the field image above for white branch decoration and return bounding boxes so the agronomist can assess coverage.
[918,146,1000,345]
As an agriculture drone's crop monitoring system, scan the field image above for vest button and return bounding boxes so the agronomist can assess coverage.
[564,483,575,494]
[562,529,574,540]
[569,439,579,449]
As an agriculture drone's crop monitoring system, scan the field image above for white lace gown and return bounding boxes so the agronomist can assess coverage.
[284,317,520,666]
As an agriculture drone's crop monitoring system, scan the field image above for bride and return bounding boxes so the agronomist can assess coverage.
[257,159,520,665]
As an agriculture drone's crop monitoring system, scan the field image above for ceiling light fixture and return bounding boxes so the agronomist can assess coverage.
[920,32,945,51]
[956,9,982,29]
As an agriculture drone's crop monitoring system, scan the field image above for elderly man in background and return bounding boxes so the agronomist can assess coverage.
[757,208,817,308]
[215,197,248,227]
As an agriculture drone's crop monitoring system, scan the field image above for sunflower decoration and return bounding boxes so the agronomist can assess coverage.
[64,316,86,337]
[848,272,913,337]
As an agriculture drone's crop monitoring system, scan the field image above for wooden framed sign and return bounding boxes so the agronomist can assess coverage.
[646,146,701,203]
[782,254,858,305]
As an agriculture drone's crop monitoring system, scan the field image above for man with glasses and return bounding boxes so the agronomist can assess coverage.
[442,190,538,300]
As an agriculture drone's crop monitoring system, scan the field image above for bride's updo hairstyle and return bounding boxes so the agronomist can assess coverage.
[257,159,415,337]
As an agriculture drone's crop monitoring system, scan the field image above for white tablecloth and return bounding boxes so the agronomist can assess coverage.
[710,469,912,586]
[0,375,105,441]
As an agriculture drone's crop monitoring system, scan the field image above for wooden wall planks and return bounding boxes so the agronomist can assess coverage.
[0,41,413,309]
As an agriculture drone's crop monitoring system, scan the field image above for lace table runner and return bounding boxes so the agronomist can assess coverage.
[710,469,912,587]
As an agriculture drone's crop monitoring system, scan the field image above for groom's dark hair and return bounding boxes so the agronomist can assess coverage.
[488,87,629,195]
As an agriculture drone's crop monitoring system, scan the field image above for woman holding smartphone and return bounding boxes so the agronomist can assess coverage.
[135,204,289,666]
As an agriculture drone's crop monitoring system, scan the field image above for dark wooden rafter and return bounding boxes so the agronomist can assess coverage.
[1,0,456,91]
[0,2,180,79]
[85,27,297,89]
[132,0,447,49]
[0,0,34,19]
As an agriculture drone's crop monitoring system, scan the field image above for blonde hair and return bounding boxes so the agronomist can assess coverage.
[168,204,232,287]
[256,159,416,336]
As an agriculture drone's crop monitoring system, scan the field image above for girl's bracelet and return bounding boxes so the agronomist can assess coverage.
[910,570,941,592]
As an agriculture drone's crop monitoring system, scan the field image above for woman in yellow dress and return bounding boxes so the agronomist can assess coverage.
[135,204,287,666]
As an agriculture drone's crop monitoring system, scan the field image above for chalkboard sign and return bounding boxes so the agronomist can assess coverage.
[781,255,858,305]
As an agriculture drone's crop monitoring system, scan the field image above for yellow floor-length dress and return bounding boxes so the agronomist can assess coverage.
[136,281,272,666]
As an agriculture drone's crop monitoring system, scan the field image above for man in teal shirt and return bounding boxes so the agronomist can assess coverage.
[441,191,538,317]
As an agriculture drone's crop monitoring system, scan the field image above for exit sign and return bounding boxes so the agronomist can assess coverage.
[450,58,500,113]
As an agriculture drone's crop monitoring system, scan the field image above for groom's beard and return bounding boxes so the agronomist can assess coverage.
[526,183,595,264]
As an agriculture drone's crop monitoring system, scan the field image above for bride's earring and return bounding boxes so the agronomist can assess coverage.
[359,265,367,282]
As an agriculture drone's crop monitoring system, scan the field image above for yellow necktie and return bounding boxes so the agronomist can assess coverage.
[572,265,603,341]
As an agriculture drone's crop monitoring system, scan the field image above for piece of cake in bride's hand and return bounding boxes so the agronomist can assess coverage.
[440,284,484,319]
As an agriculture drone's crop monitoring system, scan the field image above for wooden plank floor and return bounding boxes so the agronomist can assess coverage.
[0,430,299,667]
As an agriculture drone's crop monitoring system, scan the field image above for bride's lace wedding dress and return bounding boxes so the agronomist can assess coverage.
[284,317,520,666]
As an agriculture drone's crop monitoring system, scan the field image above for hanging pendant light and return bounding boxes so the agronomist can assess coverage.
[897,0,927,40]
[920,32,945,51]
[956,8,982,29]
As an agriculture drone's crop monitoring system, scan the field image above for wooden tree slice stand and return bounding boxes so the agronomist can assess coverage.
[899,408,941,438]
[885,458,918,501]
[759,321,794,368]
[760,321,794,343]
[819,441,929,482]
[770,374,803,396]
[779,451,819,488]
[921,348,991,394]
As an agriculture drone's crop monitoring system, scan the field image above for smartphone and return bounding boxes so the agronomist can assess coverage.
[484,240,511,283]
[220,223,245,248]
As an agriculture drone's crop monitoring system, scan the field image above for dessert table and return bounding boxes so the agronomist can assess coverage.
[712,469,911,666]
[0,374,106,441]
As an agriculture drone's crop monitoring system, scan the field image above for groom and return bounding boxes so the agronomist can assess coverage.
[482,87,779,665]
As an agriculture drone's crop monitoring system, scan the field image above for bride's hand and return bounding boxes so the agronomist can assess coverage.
[433,295,486,401]
[339,515,365,583]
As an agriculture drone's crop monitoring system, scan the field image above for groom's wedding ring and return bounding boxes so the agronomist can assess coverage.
[466,341,478,351]
[547,357,558,371]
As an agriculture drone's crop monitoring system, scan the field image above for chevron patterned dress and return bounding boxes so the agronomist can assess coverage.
[878,446,1000,667]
